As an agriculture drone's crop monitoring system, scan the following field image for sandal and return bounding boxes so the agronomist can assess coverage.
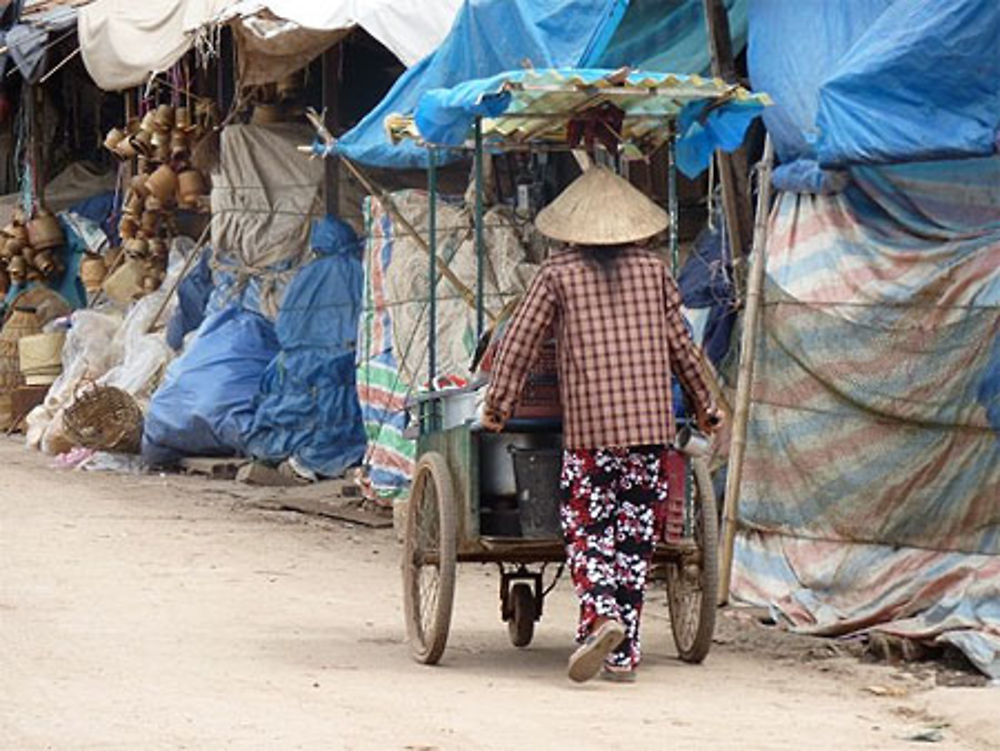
[567,620,626,683]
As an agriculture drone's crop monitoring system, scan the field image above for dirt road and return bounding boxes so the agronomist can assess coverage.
[1,439,996,750]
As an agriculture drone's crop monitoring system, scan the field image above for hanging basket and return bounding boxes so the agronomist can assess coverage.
[63,383,143,454]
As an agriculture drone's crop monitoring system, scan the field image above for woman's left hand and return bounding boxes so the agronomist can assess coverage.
[699,406,724,435]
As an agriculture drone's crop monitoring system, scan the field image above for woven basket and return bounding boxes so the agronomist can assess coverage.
[6,287,71,326]
[19,331,65,375]
[63,384,143,454]
[0,306,41,390]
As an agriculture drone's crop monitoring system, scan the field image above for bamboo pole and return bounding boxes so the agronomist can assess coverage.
[718,135,774,605]
[338,154,489,320]
[39,46,80,84]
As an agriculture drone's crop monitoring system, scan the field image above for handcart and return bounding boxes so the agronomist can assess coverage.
[385,68,768,666]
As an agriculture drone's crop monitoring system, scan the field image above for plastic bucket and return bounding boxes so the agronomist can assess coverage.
[510,447,563,538]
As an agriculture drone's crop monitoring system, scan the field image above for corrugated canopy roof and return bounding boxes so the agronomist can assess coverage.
[386,68,770,176]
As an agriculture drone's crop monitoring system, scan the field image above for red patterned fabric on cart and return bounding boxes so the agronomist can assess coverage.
[560,444,669,670]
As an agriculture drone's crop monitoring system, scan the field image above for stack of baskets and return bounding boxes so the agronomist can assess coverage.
[18,331,65,386]
[1,207,66,294]
[0,306,41,428]
[100,100,213,303]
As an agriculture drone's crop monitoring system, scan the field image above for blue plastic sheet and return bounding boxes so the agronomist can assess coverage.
[336,0,627,169]
[243,217,367,477]
[749,0,1000,188]
[674,96,765,178]
[166,247,214,352]
[596,0,747,74]
[142,307,280,466]
[815,0,1000,167]
[67,191,116,240]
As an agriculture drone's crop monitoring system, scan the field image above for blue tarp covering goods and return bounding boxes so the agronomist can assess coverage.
[142,307,281,464]
[336,0,629,168]
[734,0,1000,677]
[750,0,1000,191]
[143,219,367,477]
[243,222,367,477]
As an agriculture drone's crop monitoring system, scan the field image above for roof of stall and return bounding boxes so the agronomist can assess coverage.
[76,0,463,91]
[20,0,92,23]
[386,67,770,177]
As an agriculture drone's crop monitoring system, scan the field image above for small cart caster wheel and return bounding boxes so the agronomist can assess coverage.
[508,582,535,648]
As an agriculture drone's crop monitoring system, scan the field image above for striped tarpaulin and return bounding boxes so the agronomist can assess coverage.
[356,198,416,501]
[354,192,539,501]
[732,157,1000,677]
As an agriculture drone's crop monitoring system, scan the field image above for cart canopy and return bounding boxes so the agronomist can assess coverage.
[387,67,769,178]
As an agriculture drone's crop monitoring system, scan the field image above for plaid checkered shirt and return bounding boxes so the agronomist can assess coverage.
[485,246,715,449]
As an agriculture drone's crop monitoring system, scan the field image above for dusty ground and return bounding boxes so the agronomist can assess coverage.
[1,438,997,751]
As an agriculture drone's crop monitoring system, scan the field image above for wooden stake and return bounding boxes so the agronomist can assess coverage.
[702,0,754,298]
[718,135,774,605]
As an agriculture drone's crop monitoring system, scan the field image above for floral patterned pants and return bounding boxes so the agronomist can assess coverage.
[559,446,666,670]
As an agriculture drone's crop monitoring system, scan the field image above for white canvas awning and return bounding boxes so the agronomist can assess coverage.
[78,0,462,91]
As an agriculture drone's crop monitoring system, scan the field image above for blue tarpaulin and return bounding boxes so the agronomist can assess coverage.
[166,247,214,352]
[749,0,1000,188]
[145,218,367,477]
[336,0,628,169]
[243,217,367,478]
[142,307,281,466]
[596,0,747,74]
[815,0,1000,167]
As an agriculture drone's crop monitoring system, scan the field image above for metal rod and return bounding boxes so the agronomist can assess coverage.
[718,134,774,605]
[321,46,341,217]
[474,118,486,340]
[39,46,80,84]
[427,147,438,389]
[668,133,679,276]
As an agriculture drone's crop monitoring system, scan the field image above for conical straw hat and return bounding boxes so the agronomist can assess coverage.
[535,167,668,245]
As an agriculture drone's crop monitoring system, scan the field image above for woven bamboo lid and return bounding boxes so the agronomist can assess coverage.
[534,167,668,246]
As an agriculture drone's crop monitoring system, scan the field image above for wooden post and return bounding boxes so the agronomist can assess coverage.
[31,85,43,206]
[321,45,341,217]
[718,135,774,605]
[701,0,753,285]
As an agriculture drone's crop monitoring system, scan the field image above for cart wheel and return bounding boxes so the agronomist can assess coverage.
[507,582,536,648]
[402,452,457,665]
[665,456,719,663]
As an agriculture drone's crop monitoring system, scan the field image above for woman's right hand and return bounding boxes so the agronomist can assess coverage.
[480,409,505,433]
